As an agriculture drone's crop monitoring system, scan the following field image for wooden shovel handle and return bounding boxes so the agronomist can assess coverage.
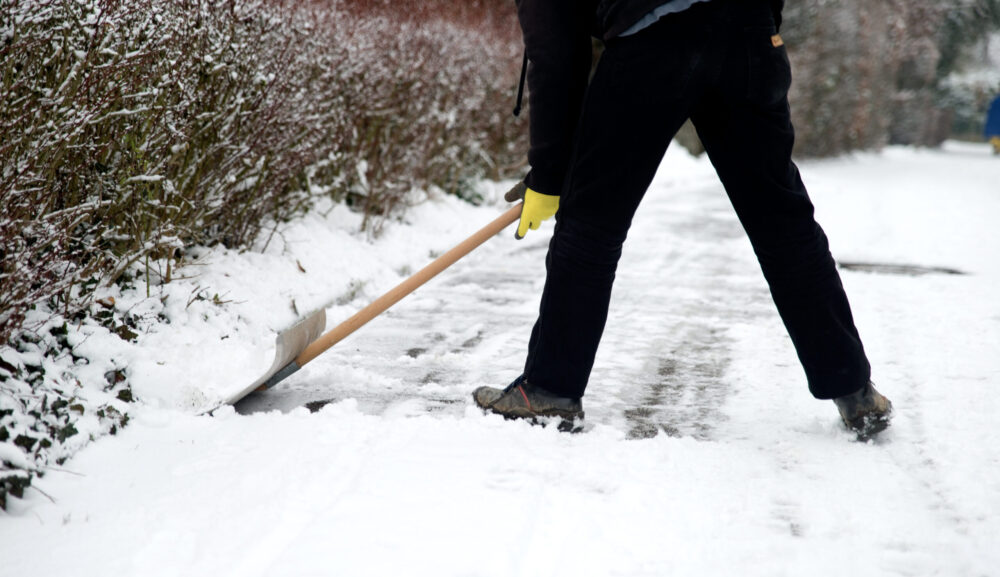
[294,202,523,367]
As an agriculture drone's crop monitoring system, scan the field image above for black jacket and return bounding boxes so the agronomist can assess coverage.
[516,0,784,196]
[596,0,783,40]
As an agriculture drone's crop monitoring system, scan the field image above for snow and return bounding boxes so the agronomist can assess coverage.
[3,143,1000,576]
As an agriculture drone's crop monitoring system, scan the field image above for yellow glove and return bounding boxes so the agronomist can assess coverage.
[505,182,559,239]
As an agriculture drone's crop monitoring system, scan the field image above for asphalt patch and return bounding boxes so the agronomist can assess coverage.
[837,261,966,277]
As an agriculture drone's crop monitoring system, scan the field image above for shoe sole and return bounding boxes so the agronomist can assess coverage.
[484,406,585,433]
[843,412,891,440]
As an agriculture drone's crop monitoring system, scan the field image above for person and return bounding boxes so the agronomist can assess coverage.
[985,94,1000,155]
[472,0,893,437]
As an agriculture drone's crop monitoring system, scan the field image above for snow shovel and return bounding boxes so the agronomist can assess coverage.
[222,200,524,408]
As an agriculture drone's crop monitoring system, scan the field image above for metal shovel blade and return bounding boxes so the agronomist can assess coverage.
[223,309,327,406]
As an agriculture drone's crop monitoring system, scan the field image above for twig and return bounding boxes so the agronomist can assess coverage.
[40,466,86,478]
[30,484,56,504]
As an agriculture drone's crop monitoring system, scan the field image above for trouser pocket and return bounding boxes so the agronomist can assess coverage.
[745,25,792,107]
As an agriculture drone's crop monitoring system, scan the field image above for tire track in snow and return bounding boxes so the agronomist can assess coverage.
[599,176,820,542]
[589,179,766,440]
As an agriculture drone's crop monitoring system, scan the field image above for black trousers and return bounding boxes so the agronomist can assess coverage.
[522,0,871,400]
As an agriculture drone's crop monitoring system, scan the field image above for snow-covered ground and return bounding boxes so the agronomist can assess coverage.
[3,142,999,576]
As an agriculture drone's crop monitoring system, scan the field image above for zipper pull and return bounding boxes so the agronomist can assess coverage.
[513,52,528,117]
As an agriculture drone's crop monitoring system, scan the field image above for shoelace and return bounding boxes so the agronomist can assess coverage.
[503,374,528,393]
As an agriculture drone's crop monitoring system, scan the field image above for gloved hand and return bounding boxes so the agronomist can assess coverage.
[505,182,560,240]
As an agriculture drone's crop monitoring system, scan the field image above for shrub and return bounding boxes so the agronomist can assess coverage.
[0,0,526,344]
[783,0,1000,155]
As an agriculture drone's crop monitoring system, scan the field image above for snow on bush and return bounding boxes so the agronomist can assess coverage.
[1,307,133,510]
[0,0,524,342]
[0,0,524,509]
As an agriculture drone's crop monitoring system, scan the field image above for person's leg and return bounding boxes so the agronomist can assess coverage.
[690,11,870,399]
[522,13,716,399]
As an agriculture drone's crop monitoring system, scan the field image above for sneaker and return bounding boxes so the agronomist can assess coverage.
[472,376,584,431]
[833,381,893,438]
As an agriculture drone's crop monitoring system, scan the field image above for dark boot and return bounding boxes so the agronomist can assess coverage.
[833,381,893,438]
[472,376,584,431]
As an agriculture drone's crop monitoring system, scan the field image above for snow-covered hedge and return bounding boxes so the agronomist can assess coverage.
[0,0,524,344]
[1,0,524,508]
